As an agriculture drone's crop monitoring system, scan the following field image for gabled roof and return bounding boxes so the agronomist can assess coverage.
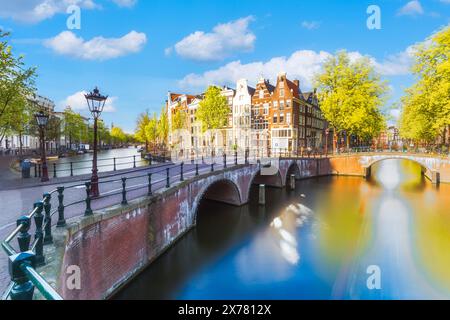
[285,79,300,98]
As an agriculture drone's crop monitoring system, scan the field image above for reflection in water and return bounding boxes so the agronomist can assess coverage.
[115,159,450,300]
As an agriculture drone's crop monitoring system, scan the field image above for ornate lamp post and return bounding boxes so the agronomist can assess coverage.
[35,111,50,182]
[325,128,330,156]
[85,87,108,198]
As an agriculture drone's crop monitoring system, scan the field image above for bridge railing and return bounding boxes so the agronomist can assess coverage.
[30,154,171,180]
[1,150,253,300]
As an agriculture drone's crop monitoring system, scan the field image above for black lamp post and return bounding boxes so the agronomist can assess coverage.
[85,87,108,198]
[325,128,330,156]
[35,111,50,182]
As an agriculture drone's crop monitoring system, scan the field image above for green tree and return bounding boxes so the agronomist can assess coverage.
[111,126,127,146]
[135,110,151,151]
[145,113,159,152]
[196,86,229,150]
[157,107,169,146]
[399,26,450,148]
[314,51,387,151]
[0,30,36,145]
[62,107,86,148]
[171,107,187,132]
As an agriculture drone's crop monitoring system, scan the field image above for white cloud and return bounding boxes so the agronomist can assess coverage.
[61,91,117,112]
[111,0,137,7]
[169,16,256,61]
[369,45,415,76]
[0,0,98,23]
[301,21,321,30]
[44,30,147,60]
[397,1,424,16]
[0,0,137,23]
[179,48,414,90]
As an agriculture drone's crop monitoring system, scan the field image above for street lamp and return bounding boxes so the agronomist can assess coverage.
[85,87,108,198]
[325,128,330,156]
[35,111,50,182]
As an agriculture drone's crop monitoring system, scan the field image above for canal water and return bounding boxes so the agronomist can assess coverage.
[115,159,450,300]
[49,147,147,177]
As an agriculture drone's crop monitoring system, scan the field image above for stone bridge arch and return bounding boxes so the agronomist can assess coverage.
[359,154,444,184]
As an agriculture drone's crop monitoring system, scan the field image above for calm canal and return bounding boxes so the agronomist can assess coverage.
[115,159,450,300]
[49,147,148,177]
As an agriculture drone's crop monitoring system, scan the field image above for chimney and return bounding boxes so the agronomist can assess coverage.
[293,80,300,88]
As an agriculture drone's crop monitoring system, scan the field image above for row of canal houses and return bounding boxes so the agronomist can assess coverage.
[167,72,327,158]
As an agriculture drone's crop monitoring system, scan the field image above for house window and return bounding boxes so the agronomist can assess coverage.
[259,90,264,99]
[273,101,278,108]
[279,113,284,123]
[287,113,291,125]
[280,88,285,97]
[263,103,269,115]
[273,115,278,123]
[279,101,284,110]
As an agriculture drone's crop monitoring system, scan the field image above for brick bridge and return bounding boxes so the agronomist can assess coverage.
[15,153,450,300]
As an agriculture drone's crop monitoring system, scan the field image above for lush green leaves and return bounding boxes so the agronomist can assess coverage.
[400,26,450,144]
[196,86,229,133]
[314,51,387,142]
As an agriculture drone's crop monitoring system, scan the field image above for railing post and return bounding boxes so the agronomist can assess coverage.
[196,163,199,176]
[180,162,184,181]
[166,168,170,188]
[84,182,93,216]
[16,216,31,252]
[8,251,36,300]
[43,193,53,245]
[211,162,214,172]
[53,163,57,178]
[133,155,136,168]
[56,187,66,227]
[113,158,116,171]
[234,151,238,166]
[33,201,45,267]
[70,162,73,177]
[147,173,152,196]
[34,163,37,178]
[38,164,41,178]
[223,153,227,168]
[121,178,128,205]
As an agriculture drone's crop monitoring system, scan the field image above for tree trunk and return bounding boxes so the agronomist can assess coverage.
[333,130,337,154]
[19,131,23,156]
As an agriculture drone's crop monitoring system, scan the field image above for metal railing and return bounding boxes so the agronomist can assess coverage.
[30,154,170,179]
[1,150,252,300]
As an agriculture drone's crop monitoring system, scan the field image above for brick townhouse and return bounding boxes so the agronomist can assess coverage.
[166,73,327,159]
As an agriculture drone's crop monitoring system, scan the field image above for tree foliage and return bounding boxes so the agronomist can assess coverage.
[0,30,36,143]
[171,107,187,132]
[399,26,450,145]
[314,51,387,148]
[157,107,169,145]
[111,126,127,145]
[196,86,229,133]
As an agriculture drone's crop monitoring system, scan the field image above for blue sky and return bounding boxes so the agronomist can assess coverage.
[0,0,449,132]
